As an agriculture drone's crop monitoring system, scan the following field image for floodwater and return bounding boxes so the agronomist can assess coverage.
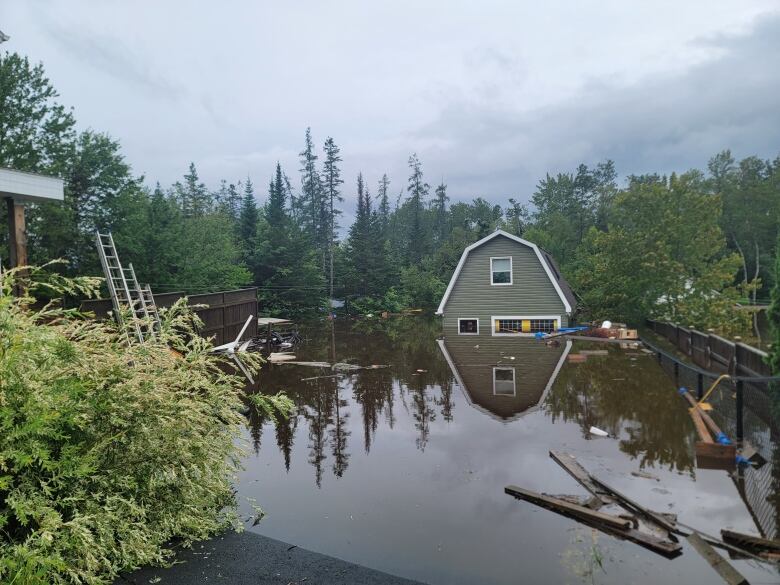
[238,317,780,585]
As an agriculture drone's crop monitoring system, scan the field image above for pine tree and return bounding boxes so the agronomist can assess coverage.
[267,163,287,229]
[406,153,429,264]
[299,127,322,249]
[238,178,259,273]
[322,137,344,298]
[433,182,449,244]
[174,163,212,217]
[377,174,391,237]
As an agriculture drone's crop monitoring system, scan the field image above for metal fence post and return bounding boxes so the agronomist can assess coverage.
[696,373,703,400]
[735,380,744,442]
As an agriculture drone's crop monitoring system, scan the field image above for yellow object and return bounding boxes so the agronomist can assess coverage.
[522,320,531,333]
[698,374,731,410]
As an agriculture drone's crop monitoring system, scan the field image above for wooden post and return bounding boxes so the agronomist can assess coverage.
[6,197,27,268]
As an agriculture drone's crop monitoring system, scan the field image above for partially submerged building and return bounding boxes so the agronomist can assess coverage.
[436,230,576,336]
[438,336,571,421]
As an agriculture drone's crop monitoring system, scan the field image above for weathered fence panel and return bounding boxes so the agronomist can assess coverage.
[646,319,768,378]
[80,287,258,346]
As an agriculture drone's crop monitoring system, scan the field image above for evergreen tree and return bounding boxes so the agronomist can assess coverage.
[299,127,323,250]
[405,153,429,264]
[433,182,449,244]
[238,178,259,272]
[322,137,344,298]
[266,163,287,229]
[174,163,212,218]
[377,174,391,237]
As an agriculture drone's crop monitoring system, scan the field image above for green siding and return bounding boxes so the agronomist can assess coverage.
[442,234,568,334]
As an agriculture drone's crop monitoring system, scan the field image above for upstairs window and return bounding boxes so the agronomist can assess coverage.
[491,257,512,285]
[493,367,516,396]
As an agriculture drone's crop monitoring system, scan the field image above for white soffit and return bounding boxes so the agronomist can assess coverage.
[0,167,64,203]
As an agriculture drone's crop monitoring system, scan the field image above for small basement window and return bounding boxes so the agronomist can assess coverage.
[490,257,512,285]
[493,367,516,396]
[458,318,479,335]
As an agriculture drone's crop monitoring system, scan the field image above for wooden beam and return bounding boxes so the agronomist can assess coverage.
[549,450,613,506]
[721,529,780,553]
[505,485,682,558]
[6,197,27,268]
[690,407,713,442]
[687,532,749,585]
[588,475,678,534]
[504,485,631,529]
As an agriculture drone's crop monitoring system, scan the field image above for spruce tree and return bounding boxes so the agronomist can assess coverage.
[238,178,259,273]
[299,127,322,249]
[377,174,391,237]
[406,153,429,264]
[267,162,286,229]
[433,182,449,244]
[322,137,344,298]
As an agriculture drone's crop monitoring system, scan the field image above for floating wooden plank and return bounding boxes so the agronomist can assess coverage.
[300,374,340,382]
[588,475,677,534]
[505,486,630,529]
[721,529,780,553]
[681,390,725,437]
[579,350,609,356]
[687,532,749,585]
[505,485,681,558]
[549,451,613,505]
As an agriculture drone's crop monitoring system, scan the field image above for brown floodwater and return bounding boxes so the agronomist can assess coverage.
[238,317,780,585]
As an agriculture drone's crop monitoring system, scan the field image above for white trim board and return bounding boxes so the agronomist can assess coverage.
[490,315,562,337]
[435,229,572,315]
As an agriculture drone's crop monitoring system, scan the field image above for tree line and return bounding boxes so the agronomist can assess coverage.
[2,51,779,335]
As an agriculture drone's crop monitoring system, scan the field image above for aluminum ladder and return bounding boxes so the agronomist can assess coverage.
[95,231,160,343]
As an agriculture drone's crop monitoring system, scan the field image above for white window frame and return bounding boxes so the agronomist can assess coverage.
[493,367,516,396]
[491,315,562,337]
[457,317,480,335]
[490,256,513,286]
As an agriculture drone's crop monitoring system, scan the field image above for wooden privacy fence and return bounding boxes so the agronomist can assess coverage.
[645,319,770,377]
[80,287,258,346]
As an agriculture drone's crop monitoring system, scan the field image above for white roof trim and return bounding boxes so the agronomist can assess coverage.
[435,229,572,315]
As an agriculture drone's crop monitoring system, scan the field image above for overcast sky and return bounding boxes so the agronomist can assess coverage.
[3,1,780,212]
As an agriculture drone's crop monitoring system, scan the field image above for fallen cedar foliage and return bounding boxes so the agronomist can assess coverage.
[0,265,293,584]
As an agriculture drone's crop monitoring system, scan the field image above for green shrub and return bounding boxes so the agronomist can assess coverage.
[0,265,291,584]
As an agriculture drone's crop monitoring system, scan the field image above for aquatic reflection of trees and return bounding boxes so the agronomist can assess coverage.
[248,317,456,485]
[545,347,695,474]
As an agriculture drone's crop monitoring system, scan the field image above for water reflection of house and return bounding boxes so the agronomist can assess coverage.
[438,336,571,421]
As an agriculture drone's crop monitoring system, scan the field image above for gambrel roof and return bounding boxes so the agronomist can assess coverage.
[435,229,575,315]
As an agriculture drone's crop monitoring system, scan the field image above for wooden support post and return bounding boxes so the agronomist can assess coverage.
[6,197,27,268]
[687,532,749,585]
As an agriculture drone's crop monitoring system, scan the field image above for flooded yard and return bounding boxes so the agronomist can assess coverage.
[238,317,780,585]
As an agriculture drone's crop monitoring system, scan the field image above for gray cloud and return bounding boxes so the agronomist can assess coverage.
[3,1,779,216]
[418,12,780,202]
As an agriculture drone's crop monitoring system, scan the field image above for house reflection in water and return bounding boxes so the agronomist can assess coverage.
[437,336,571,421]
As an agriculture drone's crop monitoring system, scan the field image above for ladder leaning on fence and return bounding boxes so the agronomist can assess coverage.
[95,231,161,344]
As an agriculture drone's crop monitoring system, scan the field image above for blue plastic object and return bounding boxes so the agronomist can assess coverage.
[735,455,750,466]
[678,387,688,395]
[534,332,545,339]
[715,432,732,445]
